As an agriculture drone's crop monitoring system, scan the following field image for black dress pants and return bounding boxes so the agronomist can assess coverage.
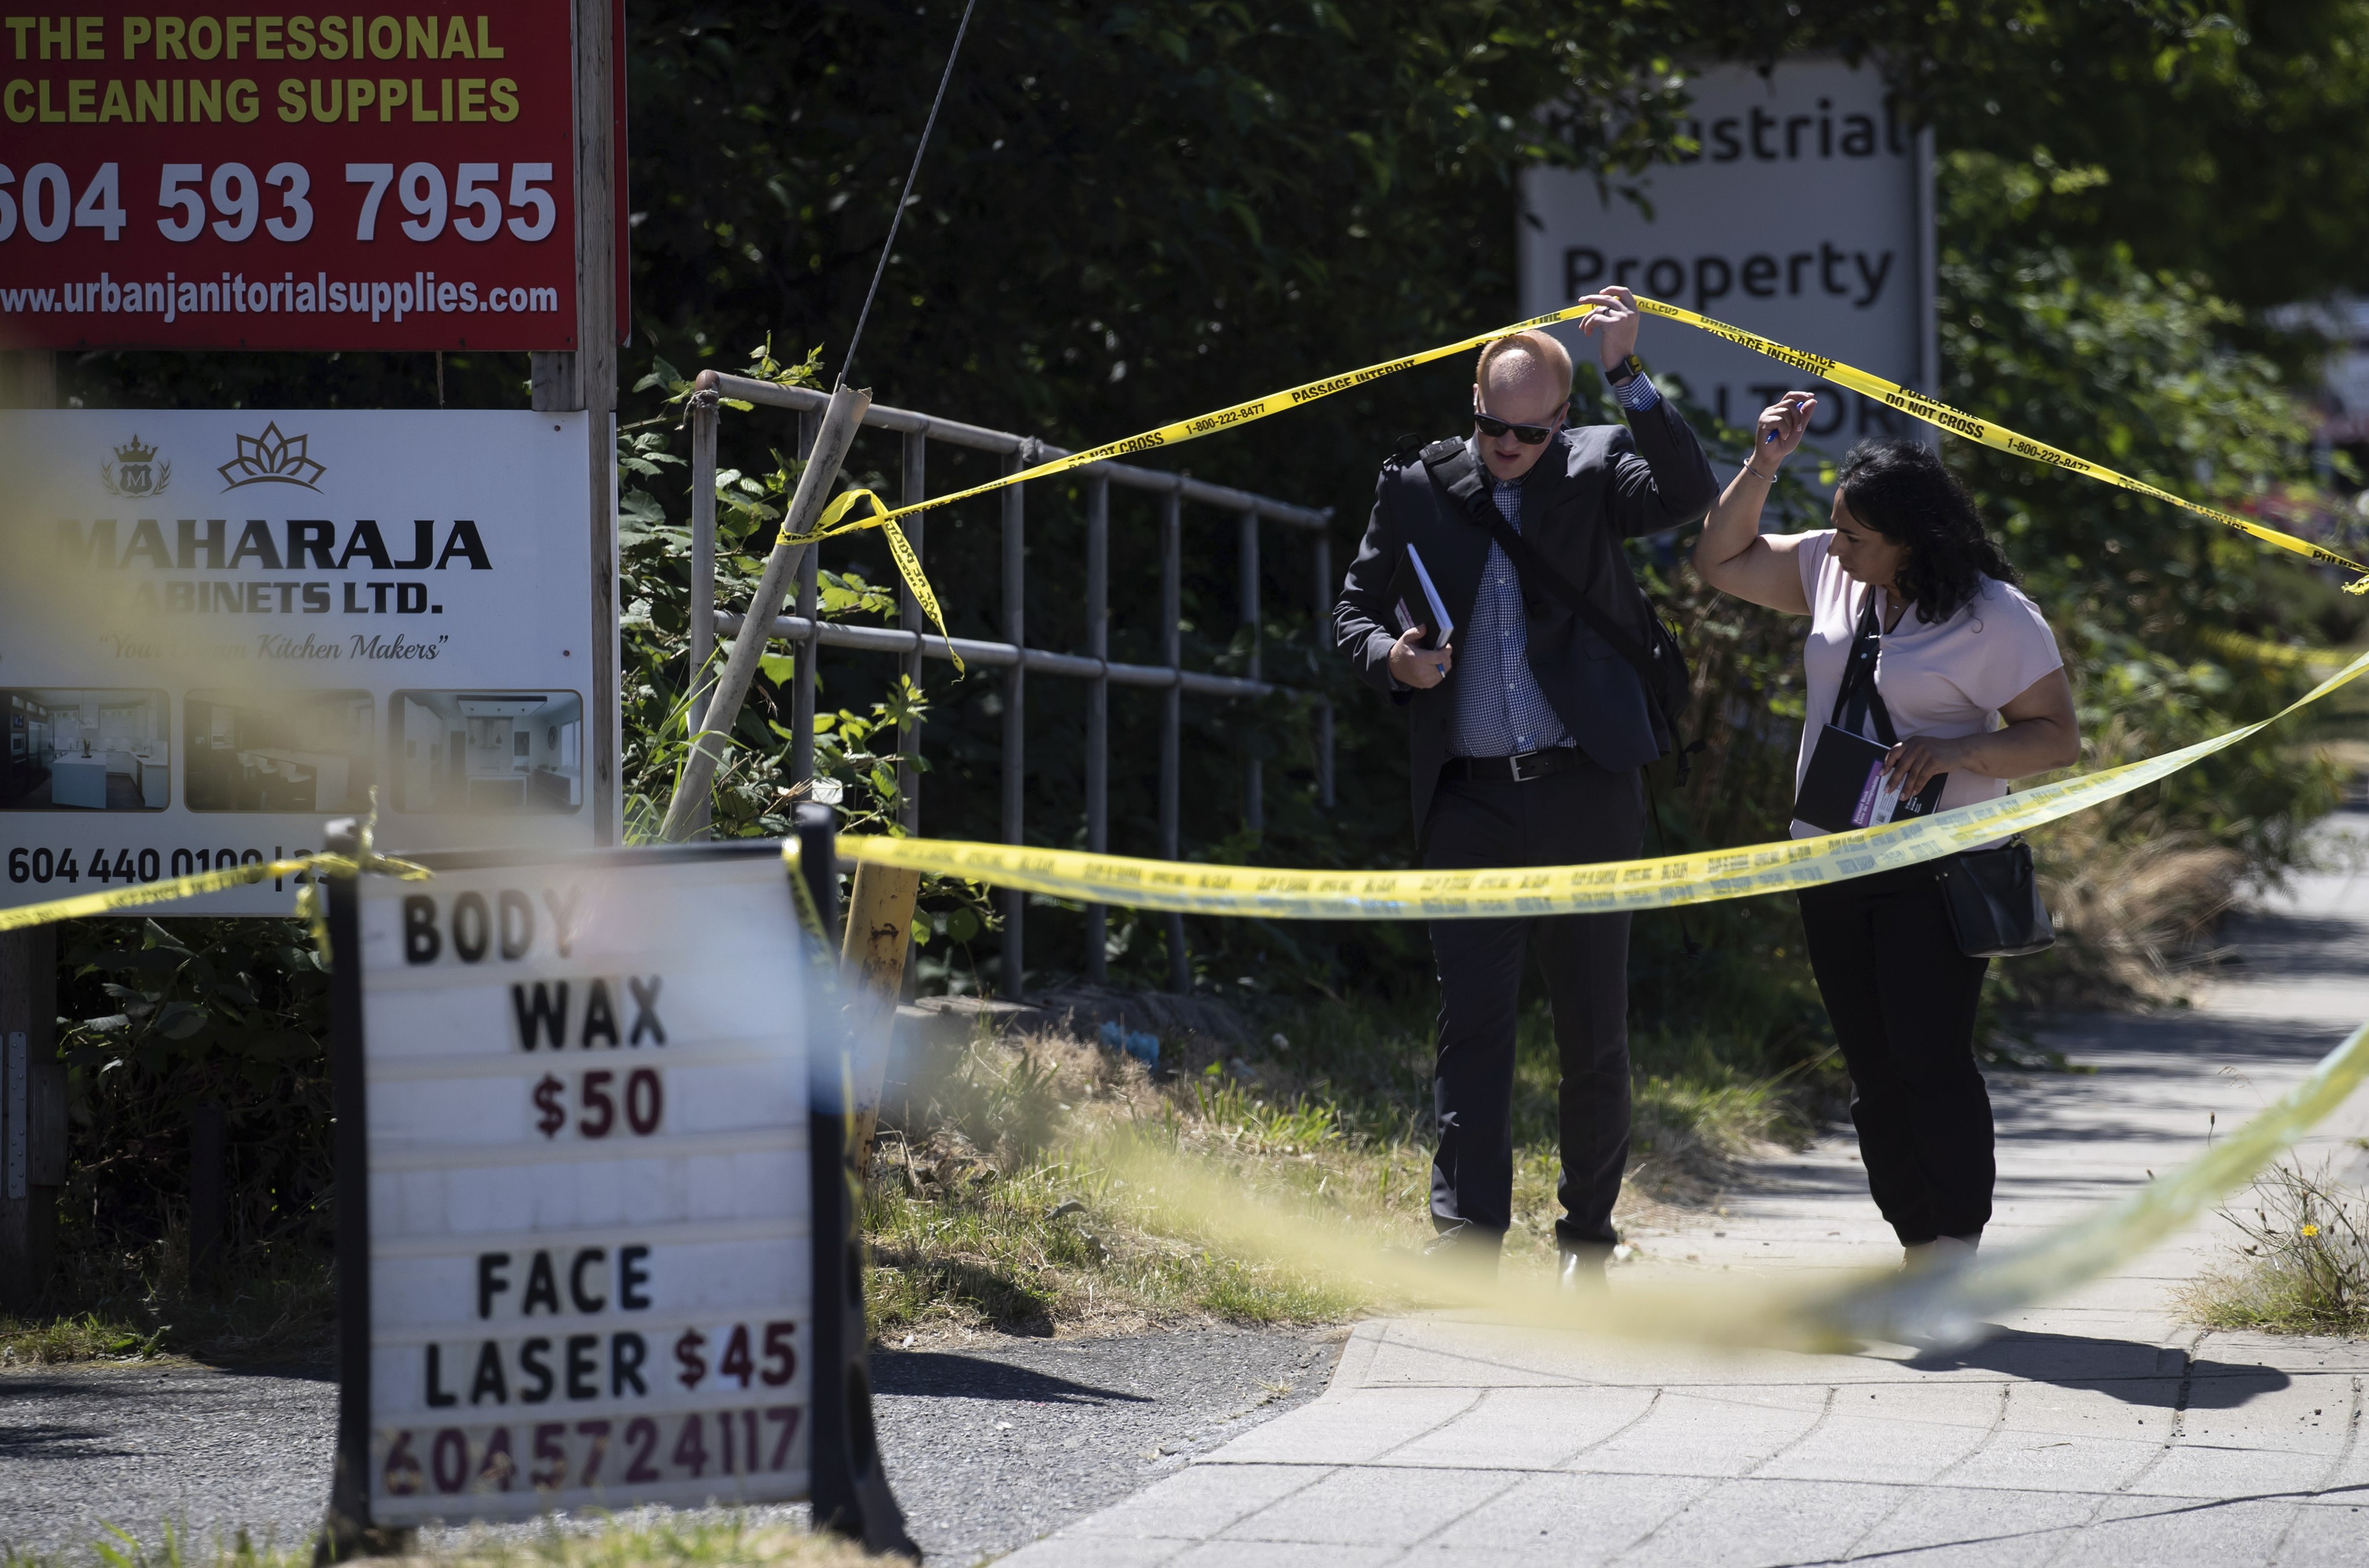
[1422,757,1644,1253]
[1797,858,1995,1246]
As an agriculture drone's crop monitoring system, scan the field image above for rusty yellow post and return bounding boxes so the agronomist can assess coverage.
[840,863,923,1165]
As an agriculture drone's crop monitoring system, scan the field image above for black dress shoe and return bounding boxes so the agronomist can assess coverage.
[1558,1241,1612,1292]
[1423,1224,1503,1277]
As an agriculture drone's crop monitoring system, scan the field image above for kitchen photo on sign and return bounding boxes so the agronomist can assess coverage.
[389,691,584,813]
[183,689,375,813]
[2,689,171,811]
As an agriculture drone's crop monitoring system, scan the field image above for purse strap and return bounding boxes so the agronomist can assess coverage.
[1832,596,1900,748]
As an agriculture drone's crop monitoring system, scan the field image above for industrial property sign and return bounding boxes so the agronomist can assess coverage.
[1519,57,1933,455]
[0,408,600,913]
[341,844,818,1522]
[0,2,580,350]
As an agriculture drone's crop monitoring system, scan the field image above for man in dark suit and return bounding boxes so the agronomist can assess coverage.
[1333,286,1716,1281]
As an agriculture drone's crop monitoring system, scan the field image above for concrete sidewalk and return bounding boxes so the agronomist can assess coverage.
[1007,809,2369,1566]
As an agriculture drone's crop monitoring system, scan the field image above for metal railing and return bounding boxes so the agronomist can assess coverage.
[684,373,1335,995]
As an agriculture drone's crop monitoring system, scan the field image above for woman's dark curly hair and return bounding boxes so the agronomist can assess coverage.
[1835,439,2020,623]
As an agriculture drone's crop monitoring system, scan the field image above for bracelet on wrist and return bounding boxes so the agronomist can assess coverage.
[1744,460,1778,482]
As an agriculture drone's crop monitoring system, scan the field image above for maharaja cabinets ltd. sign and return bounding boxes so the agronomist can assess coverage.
[0,408,602,913]
[0,1,618,349]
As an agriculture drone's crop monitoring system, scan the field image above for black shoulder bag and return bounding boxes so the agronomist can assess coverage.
[1937,839,2055,960]
[1416,439,1696,775]
[1818,599,2054,960]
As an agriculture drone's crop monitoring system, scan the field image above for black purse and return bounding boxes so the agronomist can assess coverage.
[1936,837,2055,959]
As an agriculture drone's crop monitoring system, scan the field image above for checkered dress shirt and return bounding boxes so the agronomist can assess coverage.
[1449,374,1660,759]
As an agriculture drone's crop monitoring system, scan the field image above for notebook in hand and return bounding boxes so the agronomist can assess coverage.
[1794,724,1947,834]
[1389,543,1455,651]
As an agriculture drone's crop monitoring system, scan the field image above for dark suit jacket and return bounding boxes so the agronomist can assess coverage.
[1334,400,1718,838]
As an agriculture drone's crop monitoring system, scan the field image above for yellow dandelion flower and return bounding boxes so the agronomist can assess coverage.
[2302,1223,2322,1238]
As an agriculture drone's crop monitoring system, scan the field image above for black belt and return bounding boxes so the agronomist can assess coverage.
[1443,746,1585,784]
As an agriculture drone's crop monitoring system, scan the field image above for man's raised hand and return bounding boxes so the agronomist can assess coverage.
[1575,285,1642,370]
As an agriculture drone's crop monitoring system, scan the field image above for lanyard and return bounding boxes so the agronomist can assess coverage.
[1832,597,1900,747]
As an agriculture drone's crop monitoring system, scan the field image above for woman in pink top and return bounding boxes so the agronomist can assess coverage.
[1692,396,2079,1267]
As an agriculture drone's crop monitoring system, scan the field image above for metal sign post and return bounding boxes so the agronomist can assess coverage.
[319,818,911,1556]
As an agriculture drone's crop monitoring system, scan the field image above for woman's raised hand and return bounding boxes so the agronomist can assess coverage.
[1753,392,1818,468]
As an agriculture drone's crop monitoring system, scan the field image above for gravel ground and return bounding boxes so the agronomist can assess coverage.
[0,1361,339,1555]
[0,1327,1339,1565]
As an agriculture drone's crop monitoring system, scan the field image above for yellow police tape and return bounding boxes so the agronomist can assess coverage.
[798,488,962,672]
[8,646,2351,938]
[1635,297,2369,593]
[772,295,2369,594]
[0,838,430,936]
[831,648,2369,920]
[2201,625,2354,672]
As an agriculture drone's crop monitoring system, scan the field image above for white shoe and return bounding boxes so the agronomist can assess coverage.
[1903,1233,1980,1271]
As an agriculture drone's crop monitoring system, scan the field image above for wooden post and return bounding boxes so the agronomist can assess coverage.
[841,865,922,1166]
[530,0,624,843]
[0,350,61,1311]
[0,351,58,409]
[661,383,870,842]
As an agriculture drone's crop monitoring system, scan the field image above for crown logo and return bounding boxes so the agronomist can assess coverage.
[218,422,326,492]
[100,434,170,497]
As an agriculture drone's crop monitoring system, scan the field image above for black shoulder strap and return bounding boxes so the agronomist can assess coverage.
[1417,440,1659,684]
[1833,597,1900,747]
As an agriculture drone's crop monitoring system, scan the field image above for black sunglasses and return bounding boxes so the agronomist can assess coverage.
[1472,405,1561,445]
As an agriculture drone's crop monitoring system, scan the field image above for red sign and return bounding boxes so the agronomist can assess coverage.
[1,3,580,351]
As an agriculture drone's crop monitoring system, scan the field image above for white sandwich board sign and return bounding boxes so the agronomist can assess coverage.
[320,827,911,1552]
[0,409,604,915]
[1518,57,1935,456]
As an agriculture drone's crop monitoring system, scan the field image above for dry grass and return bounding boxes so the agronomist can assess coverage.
[863,1031,1383,1341]
[2180,1158,2369,1338]
[2035,827,2245,1004]
[1,1518,885,1568]
[862,1020,1808,1344]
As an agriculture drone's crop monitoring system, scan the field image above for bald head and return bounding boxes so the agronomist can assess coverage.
[1472,330,1573,481]
[1476,331,1574,405]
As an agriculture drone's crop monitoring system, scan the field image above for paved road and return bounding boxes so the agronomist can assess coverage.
[1007,806,2369,1566]
[0,1329,1335,1563]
